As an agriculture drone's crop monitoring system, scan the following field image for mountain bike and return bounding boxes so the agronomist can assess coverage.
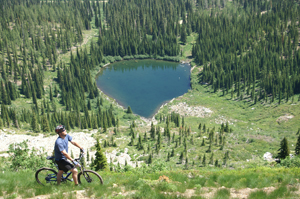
[35,152,103,186]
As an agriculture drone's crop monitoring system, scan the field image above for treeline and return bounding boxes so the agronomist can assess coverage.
[192,0,300,103]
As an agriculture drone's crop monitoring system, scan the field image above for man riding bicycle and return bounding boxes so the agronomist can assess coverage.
[54,125,84,185]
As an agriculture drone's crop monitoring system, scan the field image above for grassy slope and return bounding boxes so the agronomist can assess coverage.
[1,167,300,198]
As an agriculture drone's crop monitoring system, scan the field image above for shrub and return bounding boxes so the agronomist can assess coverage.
[123,55,134,60]
[248,190,267,199]
[123,114,139,120]
[279,156,300,168]
[106,56,116,63]
[8,141,48,171]
[213,188,230,199]
[114,56,122,61]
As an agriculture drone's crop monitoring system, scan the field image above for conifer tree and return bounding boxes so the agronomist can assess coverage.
[179,151,184,164]
[93,139,108,170]
[49,86,53,101]
[215,160,219,167]
[126,106,133,114]
[223,151,229,166]
[295,134,300,156]
[42,115,50,132]
[277,137,290,159]
[148,154,152,164]
[87,149,90,162]
[201,138,205,146]
[202,154,206,166]
[31,112,39,133]
[209,153,214,165]
[185,156,188,169]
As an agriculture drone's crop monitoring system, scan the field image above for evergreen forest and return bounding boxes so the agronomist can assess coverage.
[1,0,300,197]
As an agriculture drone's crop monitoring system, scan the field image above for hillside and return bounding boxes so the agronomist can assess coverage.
[1,0,300,198]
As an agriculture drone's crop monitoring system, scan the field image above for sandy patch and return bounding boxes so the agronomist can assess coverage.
[276,114,294,123]
[169,102,213,117]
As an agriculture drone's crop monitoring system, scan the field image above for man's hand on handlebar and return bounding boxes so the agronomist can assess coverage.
[80,148,85,154]
[72,160,80,167]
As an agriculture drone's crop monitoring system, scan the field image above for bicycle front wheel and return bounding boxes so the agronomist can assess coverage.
[35,167,57,186]
[78,170,103,185]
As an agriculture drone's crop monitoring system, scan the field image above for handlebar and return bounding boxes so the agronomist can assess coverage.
[74,152,85,162]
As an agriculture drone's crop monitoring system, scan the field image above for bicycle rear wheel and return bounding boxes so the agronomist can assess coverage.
[78,170,103,185]
[35,167,57,186]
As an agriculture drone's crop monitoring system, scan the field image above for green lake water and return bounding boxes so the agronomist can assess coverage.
[96,59,191,118]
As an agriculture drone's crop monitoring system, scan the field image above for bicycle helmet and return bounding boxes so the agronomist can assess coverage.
[55,125,65,134]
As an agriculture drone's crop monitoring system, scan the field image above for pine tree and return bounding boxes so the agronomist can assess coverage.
[49,86,53,101]
[127,106,133,114]
[87,149,90,162]
[179,151,184,164]
[185,156,188,169]
[202,154,206,166]
[223,151,229,166]
[209,153,214,165]
[93,139,108,170]
[295,134,300,156]
[277,137,290,159]
[148,154,152,164]
[42,115,50,132]
[31,112,39,133]
[215,160,219,167]
[201,138,205,146]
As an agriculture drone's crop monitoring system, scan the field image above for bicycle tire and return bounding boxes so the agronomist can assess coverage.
[78,170,103,185]
[35,167,57,186]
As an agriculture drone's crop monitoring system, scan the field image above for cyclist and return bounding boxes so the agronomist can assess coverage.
[54,125,84,185]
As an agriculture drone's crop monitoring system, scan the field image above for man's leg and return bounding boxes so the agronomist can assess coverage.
[70,168,78,185]
[57,170,64,185]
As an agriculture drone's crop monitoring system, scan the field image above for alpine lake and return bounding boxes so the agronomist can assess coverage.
[96,59,191,118]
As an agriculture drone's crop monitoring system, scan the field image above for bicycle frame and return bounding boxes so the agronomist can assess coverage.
[46,152,85,183]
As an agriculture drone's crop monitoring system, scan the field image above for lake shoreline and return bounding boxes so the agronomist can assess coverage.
[95,59,192,124]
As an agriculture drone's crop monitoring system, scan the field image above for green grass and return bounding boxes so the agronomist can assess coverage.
[1,167,300,198]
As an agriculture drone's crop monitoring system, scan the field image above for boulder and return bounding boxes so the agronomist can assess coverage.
[263,152,273,161]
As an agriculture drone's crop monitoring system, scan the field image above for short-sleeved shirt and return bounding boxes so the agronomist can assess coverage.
[54,134,72,161]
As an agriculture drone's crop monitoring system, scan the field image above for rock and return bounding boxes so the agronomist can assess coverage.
[276,114,294,123]
[263,152,273,161]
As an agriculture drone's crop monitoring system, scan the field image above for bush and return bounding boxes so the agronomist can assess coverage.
[106,56,116,63]
[8,141,48,171]
[114,56,122,61]
[279,156,300,168]
[123,114,139,120]
[123,55,134,60]
[134,54,150,59]
[213,188,230,199]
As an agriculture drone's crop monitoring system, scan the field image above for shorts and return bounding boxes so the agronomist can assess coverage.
[55,159,75,173]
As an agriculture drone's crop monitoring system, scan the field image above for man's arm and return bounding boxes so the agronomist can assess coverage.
[70,140,83,150]
[61,150,74,162]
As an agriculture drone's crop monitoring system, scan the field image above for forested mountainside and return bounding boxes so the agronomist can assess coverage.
[0,0,299,136]
[1,0,300,198]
